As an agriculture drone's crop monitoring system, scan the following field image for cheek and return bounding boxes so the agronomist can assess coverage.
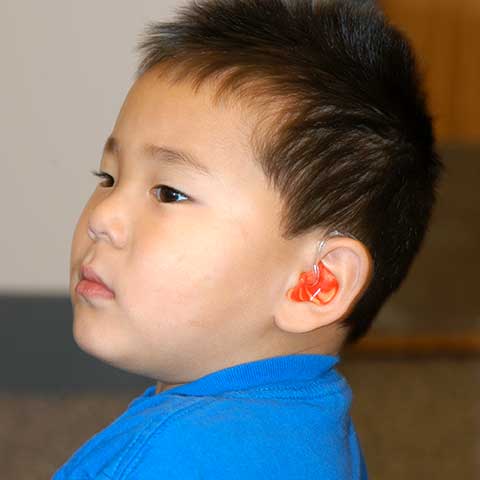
[125,246,216,308]
[123,231,257,322]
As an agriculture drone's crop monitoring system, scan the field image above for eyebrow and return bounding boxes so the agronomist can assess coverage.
[102,135,212,177]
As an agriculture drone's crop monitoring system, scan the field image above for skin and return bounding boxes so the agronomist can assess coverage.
[70,65,373,394]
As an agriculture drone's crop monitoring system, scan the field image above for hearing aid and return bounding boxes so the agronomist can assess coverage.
[286,230,357,305]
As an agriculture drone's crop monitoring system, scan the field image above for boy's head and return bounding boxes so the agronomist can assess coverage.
[70,0,443,390]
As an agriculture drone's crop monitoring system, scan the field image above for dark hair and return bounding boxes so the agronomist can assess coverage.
[134,0,444,345]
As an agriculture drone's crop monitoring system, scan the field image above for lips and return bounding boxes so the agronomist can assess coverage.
[80,264,114,294]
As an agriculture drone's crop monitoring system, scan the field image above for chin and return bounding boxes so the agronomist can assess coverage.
[71,306,113,362]
[71,310,145,377]
[72,308,102,357]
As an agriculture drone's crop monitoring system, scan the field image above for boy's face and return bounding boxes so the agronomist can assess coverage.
[70,66,300,387]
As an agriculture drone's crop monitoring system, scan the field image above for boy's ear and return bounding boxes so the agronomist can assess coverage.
[274,236,373,334]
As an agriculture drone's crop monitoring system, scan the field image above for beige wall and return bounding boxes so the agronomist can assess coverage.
[0,1,179,293]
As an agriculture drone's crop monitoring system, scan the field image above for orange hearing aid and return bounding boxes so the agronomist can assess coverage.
[286,261,338,305]
[285,229,354,305]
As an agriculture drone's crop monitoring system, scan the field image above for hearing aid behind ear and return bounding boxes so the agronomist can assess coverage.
[286,230,357,305]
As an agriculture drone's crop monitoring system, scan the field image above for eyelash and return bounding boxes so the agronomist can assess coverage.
[91,170,189,204]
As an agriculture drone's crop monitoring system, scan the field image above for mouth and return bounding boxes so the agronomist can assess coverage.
[76,264,115,299]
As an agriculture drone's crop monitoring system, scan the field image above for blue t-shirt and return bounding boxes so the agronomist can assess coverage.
[52,354,368,479]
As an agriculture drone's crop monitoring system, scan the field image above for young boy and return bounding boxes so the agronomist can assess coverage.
[53,0,443,478]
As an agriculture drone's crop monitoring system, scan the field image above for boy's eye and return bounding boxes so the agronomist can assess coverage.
[153,185,189,204]
[90,170,189,204]
[91,170,114,187]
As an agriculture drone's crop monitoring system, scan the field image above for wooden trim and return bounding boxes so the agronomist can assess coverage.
[345,334,480,356]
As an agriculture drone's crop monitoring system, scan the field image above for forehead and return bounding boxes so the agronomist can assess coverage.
[111,65,261,182]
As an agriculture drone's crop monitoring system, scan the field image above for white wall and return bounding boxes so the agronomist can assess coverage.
[0,0,181,294]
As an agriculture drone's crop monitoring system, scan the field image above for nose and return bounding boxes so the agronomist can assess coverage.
[87,191,129,248]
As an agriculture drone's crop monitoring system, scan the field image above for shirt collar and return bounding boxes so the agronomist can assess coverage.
[135,354,340,400]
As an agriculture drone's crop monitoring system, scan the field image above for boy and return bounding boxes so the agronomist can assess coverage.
[53,0,443,478]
